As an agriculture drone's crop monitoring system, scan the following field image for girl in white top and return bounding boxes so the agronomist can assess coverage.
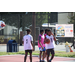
[23,29,33,62]
[23,34,33,50]
[45,29,56,62]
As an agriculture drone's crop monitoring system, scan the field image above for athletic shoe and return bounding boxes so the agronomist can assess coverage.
[41,60,45,62]
[48,59,51,62]
[39,60,42,62]
[44,59,47,62]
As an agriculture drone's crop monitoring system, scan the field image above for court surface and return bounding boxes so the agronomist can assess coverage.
[0,55,75,62]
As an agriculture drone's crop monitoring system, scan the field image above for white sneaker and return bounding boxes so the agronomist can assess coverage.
[44,59,47,62]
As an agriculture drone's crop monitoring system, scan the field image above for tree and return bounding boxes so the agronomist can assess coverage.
[21,12,49,30]
[36,12,49,26]
[68,12,75,33]
[0,12,49,30]
[0,12,32,31]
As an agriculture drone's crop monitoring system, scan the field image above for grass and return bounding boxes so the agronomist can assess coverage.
[0,51,75,58]
[0,51,25,55]
[55,51,75,57]
[0,51,39,56]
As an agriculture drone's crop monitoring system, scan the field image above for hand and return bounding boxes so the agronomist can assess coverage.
[32,47,34,51]
[42,47,44,49]
[44,39,47,44]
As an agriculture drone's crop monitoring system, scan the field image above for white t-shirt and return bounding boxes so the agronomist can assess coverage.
[23,34,33,50]
[45,35,55,49]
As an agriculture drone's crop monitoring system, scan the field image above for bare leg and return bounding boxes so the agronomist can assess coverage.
[45,50,47,59]
[29,52,32,62]
[48,54,54,62]
[24,52,28,62]
[50,54,54,60]
[42,51,45,60]
[39,51,42,61]
[49,49,55,62]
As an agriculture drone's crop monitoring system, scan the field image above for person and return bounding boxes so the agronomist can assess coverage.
[44,29,49,37]
[44,29,56,62]
[38,29,45,62]
[44,29,49,61]
[22,29,33,62]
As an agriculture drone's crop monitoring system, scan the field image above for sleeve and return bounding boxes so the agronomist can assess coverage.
[30,36,33,41]
[39,36,41,40]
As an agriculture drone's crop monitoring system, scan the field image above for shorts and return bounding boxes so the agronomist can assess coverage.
[39,47,46,51]
[25,50,32,53]
[47,49,55,55]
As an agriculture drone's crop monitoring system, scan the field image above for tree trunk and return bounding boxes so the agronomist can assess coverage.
[32,12,36,51]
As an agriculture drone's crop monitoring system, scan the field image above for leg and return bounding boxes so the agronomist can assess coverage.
[47,49,50,62]
[51,54,54,60]
[45,50,47,59]
[49,54,54,62]
[24,50,28,62]
[39,51,42,61]
[42,51,45,61]
[43,47,47,60]
[29,50,32,62]
[49,49,55,62]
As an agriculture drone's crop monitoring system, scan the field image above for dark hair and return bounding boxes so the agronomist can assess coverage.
[26,29,31,32]
[48,29,52,32]
[40,29,44,33]
[45,28,49,33]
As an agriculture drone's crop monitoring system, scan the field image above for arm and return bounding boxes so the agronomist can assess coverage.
[30,36,34,51]
[31,41,34,51]
[39,40,44,49]
[53,35,56,41]
[51,32,56,41]
[39,36,44,49]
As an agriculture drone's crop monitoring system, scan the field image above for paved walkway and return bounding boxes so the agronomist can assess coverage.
[0,55,75,62]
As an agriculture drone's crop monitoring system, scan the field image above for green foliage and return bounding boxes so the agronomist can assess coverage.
[0,12,49,31]
[36,12,49,26]
[0,36,4,42]
[68,13,75,33]
[68,14,75,24]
